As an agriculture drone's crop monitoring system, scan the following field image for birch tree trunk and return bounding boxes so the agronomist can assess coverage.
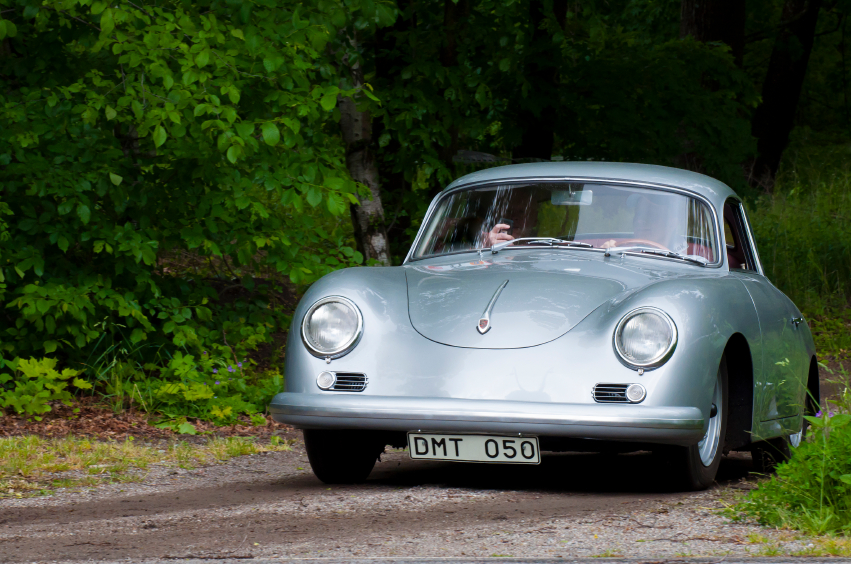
[340,35,391,266]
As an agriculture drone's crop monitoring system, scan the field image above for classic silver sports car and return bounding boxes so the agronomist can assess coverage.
[270,162,819,490]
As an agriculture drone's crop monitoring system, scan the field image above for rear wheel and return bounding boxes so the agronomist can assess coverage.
[303,429,385,484]
[663,356,729,490]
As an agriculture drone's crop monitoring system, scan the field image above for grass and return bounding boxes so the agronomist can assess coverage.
[0,434,293,498]
[749,147,851,358]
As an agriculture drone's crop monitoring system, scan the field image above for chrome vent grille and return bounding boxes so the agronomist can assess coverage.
[332,373,368,392]
[593,383,630,403]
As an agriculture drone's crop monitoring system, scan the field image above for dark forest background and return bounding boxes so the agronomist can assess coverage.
[0,0,849,423]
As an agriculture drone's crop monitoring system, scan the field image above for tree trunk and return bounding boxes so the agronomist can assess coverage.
[340,35,391,266]
[511,0,567,162]
[437,0,470,176]
[750,0,823,190]
[680,0,747,66]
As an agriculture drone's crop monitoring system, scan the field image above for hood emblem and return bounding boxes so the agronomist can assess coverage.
[477,280,509,334]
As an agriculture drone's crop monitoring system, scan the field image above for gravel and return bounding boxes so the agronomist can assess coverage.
[0,438,824,562]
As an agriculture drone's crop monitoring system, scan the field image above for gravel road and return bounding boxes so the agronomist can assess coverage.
[0,429,827,563]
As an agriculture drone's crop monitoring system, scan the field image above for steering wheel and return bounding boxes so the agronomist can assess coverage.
[614,239,669,251]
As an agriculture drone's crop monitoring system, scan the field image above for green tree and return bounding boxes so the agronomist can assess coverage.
[0,0,377,362]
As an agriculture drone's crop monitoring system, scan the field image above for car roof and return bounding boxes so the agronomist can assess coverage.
[444,162,739,210]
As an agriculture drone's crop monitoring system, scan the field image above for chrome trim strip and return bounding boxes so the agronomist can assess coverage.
[736,201,765,276]
[269,394,704,431]
[477,280,509,334]
[404,176,724,268]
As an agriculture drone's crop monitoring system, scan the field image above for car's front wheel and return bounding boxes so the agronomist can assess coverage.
[662,356,729,490]
[303,429,386,484]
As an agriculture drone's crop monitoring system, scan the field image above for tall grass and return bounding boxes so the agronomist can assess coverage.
[747,149,851,356]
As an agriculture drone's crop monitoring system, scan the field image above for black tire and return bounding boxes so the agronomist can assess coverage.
[662,355,730,491]
[751,376,817,474]
[303,429,385,484]
[750,436,791,474]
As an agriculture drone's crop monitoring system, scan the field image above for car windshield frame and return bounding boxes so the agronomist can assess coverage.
[404,178,724,268]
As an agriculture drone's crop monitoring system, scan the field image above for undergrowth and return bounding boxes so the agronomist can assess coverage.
[748,147,851,358]
[0,434,293,498]
[731,365,851,534]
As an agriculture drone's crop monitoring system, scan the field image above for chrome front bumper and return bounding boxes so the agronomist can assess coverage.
[269,393,706,446]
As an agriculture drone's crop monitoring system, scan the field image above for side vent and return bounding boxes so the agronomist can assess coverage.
[332,373,368,392]
[593,383,629,403]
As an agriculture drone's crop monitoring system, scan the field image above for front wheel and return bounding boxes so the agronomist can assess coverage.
[303,429,385,484]
[662,356,729,490]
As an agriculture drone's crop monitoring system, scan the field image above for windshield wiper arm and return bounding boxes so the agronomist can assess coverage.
[603,246,707,266]
[491,237,593,254]
[637,249,708,266]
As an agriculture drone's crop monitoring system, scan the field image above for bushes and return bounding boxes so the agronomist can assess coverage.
[733,385,851,534]
[0,358,91,419]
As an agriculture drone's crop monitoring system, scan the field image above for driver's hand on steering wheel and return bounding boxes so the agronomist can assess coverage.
[600,239,618,249]
[485,224,514,247]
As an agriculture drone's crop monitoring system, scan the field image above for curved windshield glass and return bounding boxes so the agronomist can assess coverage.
[412,183,718,263]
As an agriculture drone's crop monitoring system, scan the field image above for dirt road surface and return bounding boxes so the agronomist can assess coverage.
[1,429,823,563]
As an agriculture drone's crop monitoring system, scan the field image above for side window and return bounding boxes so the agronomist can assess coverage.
[722,199,758,272]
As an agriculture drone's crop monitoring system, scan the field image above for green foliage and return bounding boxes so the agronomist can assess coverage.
[0,357,90,419]
[732,385,851,534]
[370,0,758,261]
[0,0,376,366]
[748,148,851,356]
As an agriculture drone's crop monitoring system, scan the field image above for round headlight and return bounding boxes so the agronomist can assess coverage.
[301,296,363,358]
[614,307,677,368]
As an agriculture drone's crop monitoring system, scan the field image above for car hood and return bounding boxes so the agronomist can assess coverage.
[405,252,680,349]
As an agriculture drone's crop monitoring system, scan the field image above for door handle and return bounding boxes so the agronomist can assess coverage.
[791,316,804,328]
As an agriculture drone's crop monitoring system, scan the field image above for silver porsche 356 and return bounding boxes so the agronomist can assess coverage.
[270,162,819,490]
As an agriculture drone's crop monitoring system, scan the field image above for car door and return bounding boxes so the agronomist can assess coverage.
[723,200,806,424]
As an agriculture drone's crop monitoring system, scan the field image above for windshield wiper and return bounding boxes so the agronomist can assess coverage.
[491,237,593,254]
[603,246,707,266]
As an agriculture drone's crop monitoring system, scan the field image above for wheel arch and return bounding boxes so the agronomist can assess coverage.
[723,332,754,452]
[808,355,821,414]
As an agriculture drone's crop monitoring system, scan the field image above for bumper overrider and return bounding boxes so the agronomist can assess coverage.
[269,393,706,445]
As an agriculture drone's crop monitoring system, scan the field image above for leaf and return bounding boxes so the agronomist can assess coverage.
[841,475,851,485]
[231,28,244,40]
[44,340,58,353]
[0,19,17,38]
[105,106,117,120]
[109,172,123,186]
[261,122,280,146]
[100,8,114,35]
[130,328,146,343]
[195,50,210,68]
[226,145,241,163]
[57,236,69,253]
[177,421,197,435]
[77,204,91,224]
[320,93,337,111]
[72,378,93,390]
[306,188,322,207]
[475,83,492,109]
[153,125,167,148]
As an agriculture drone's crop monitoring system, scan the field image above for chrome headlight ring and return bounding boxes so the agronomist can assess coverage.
[301,296,364,359]
[613,306,678,369]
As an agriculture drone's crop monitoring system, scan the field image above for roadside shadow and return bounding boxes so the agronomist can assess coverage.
[368,449,752,494]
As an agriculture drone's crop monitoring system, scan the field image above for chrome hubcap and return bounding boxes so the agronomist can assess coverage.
[698,378,722,466]
[789,426,803,448]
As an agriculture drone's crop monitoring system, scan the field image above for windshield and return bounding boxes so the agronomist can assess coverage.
[412,183,718,263]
